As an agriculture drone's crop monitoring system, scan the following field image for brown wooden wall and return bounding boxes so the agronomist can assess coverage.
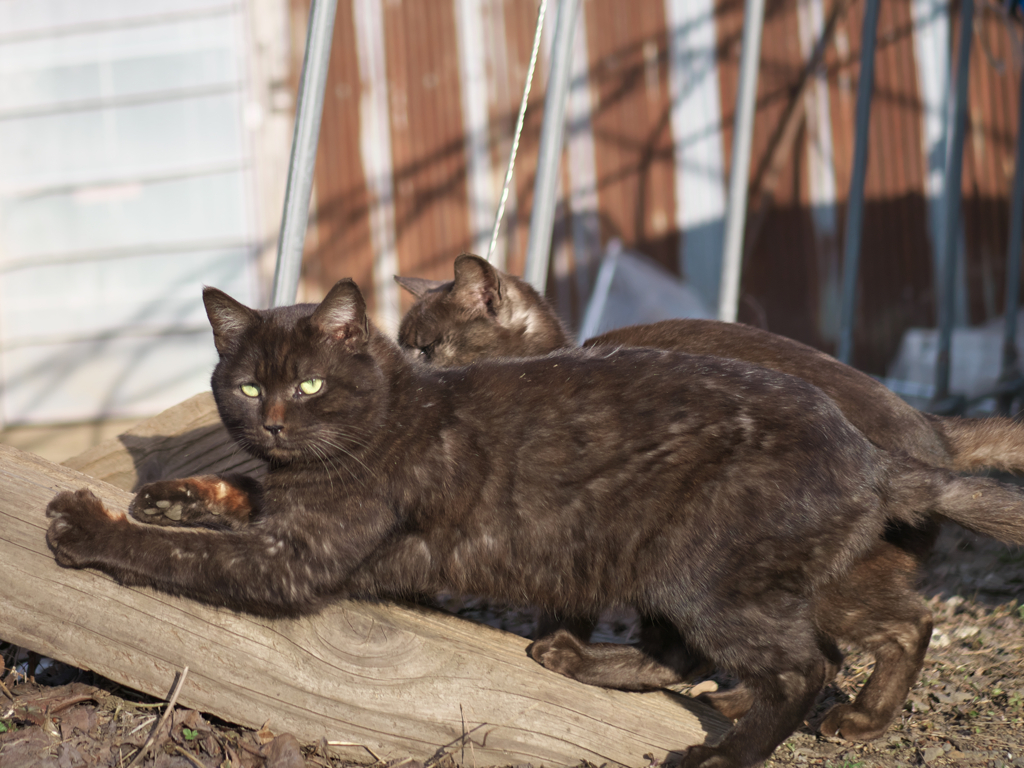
[290,0,1023,375]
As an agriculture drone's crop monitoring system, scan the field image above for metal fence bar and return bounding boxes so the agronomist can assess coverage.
[717,0,766,323]
[933,0,974,404]
[835,0,880,364]
[269,0,339,308]
[523,0,582,295]
[997,67,1024,413]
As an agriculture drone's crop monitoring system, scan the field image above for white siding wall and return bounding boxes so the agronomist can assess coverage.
[0,0,268,425]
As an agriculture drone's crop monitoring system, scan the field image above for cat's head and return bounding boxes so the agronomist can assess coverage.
[203,279,396,465]
[394,253,571,366]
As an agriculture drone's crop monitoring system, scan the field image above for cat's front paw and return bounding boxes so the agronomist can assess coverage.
[130,480,211,527]
[819,702,890,741]
[46,489,126,568]
[130,476,254,530]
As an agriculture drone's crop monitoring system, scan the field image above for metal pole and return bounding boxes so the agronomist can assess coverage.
[934,0,974,403]
[269,0,339,307]
[488,0,549,264]
[997,67,1024,413]
[836,0,881,364]
[717,0,766,323]
[523,0,582,295]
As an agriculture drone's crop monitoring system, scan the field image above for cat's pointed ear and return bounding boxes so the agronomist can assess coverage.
[451,253,502,316]
[203,287,259,356]
[394,275,447,298]
[311,278,369,348]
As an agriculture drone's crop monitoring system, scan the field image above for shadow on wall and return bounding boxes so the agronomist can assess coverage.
[740,192,1016,377]
[309,189,1014,380]
[298,0,1019,379]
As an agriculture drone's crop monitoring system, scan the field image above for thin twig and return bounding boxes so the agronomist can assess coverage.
[326,741,382,762]
[237,740,266,757]
[174,746,206,768]
[126,666,189,768]
[127,715,158,737]
[49,694,99,715]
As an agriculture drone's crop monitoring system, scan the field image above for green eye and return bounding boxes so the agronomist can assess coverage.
[240,383,260,398]
[299,378,323,395]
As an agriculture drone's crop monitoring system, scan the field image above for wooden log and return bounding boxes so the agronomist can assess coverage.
[0,443,729,765]
[63,392,264,491]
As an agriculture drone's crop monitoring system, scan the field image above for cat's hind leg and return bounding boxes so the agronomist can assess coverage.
[817,543,932,741]
[671,598,838,768]
[694,686,756,722]
[680,658,830,768]
[528,620,708,691]
[529,619,771,721]
[528,629,703,691]
[129,473,261,531]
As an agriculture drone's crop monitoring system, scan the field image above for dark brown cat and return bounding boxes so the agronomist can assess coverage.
[394,253,1024,736]
[46,280,1024,768]
[396,254,1024,476]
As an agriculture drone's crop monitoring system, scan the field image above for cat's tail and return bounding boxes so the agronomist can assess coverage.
[929,413,1024,474]
[893,461,1024,545]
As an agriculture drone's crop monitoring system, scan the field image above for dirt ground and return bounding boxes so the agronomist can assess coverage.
[2,523,1022,768]
[758,524,1024,768]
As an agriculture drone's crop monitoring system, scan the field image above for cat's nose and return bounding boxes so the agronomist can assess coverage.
[263,400,286,436]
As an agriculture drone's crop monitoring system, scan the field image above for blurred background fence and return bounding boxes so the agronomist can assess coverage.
[1,0,1022,438]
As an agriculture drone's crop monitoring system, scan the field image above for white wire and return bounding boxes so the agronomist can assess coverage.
[487,0,549,262]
